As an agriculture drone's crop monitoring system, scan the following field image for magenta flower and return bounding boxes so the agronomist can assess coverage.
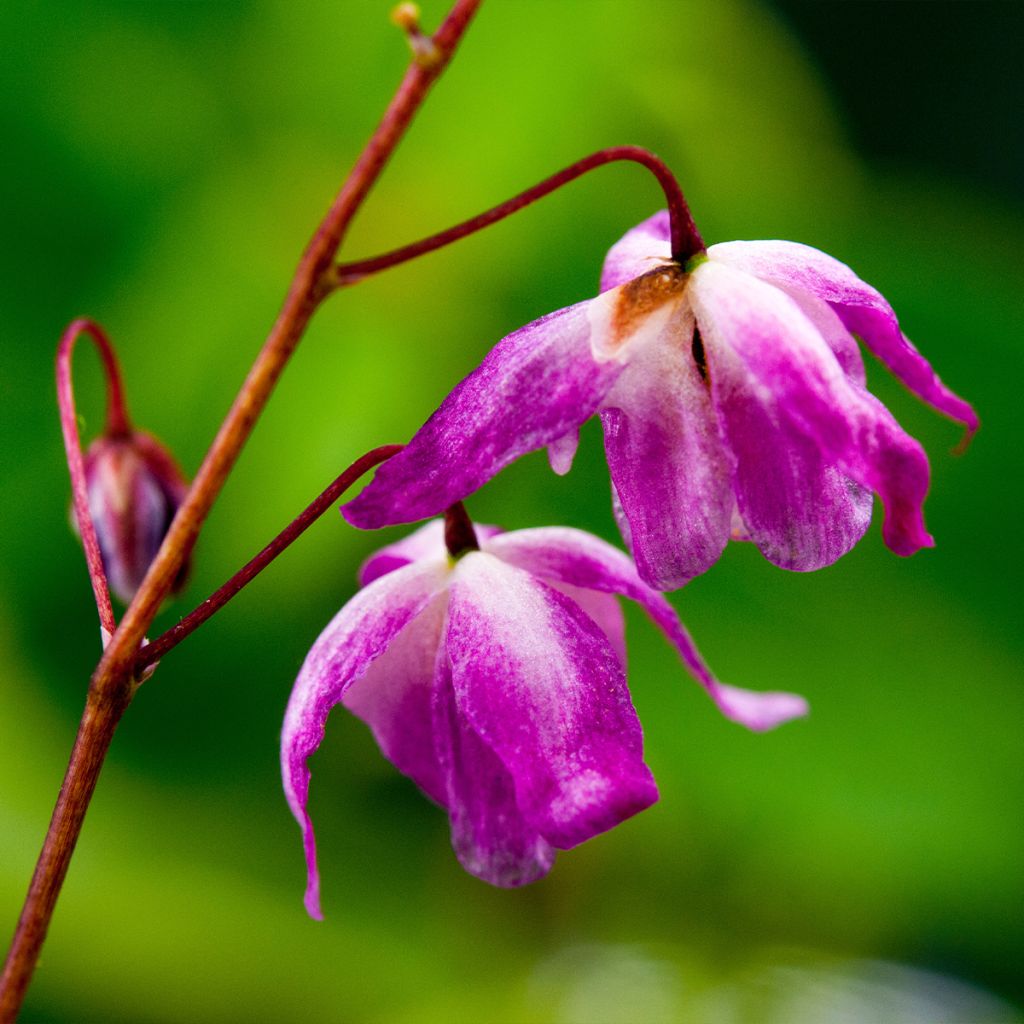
[281,520,806,918]
[344,213,977,590]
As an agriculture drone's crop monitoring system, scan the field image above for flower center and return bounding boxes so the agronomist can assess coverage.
[590,262,689,362]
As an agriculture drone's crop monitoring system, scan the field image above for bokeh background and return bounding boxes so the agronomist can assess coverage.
[2,2,1021,1021]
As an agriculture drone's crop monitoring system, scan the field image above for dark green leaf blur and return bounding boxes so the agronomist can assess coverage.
[1,2,1020,1021]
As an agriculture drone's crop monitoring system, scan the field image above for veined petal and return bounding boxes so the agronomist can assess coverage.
[359,519,502,586]
[342,596,448,807]
[432,645,555,887]
[600,210,673,292]
[691,260,933,560]
[599,309,734,589]
[765,285,867,387]
[708,240,978,433]
[730,421,875,571]
[281,560,448,919]
[549,582,626,666]
[343,301,624,529]
[447,552,658,850]
[487,528,807,731]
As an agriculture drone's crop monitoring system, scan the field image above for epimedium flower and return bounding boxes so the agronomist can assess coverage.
[281,518,806,919]
[342,212,978,590]
[77,430,190,605]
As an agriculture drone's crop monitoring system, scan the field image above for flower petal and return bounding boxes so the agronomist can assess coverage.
[708,240,978,433]
[548,583,626,666]
[358,519,502,586]
[342,596,449,806]
[343,301,624,529]
[432,645,555,886]
[765,285,867,387]
[487,527,807,730]
[691,260,933,559]
[600,210,673,292]
[447,552,658,849]
[599,309,734,589]
[547,428,580,476]
[281,560,448,919]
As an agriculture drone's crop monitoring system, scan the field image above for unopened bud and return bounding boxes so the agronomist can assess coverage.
[390,1,440,68]
[390,2,421,32]
[76,431,190,605]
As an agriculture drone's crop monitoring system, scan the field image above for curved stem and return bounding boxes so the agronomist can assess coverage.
[332,145,702,285]
[1,4,481,1019]
[139,444,402,669]
[55,318,131,638]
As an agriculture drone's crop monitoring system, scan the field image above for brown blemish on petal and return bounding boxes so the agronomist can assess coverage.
[610,263,688,346]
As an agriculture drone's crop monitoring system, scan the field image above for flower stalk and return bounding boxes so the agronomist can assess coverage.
[56,318,127,638]
[331,145,703,287]
[443,501,480,558]
[138,444,403,671]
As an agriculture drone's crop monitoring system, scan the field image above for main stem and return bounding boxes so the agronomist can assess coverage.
[0,3,480,1018]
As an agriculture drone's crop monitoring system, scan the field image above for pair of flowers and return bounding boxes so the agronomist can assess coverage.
[282,212,976,917]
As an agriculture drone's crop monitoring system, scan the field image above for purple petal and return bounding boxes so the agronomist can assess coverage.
[358,519,502,586]
[281,561,448,919]
[432,646,555,886]
[342,597,449,807]
[544,581,626,666]
[728,420,875,572]
[709,240,978,433]
[599,310,734,589]
[343,301,624,529]
[767,286,867,387]
[486,527,808,731]
[600,211,673,293]
[691,261,933,560]
[447,552,658,850]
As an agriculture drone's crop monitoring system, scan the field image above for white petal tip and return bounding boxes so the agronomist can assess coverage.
[303,888,324,921]
[716,684,810,732]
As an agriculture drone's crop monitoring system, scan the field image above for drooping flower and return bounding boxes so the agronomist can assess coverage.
[281,519,806,918]
[77,430,190,605]
[343,212,977,590]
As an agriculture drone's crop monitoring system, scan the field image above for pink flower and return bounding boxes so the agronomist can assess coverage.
[281,521,806,918]
[344,213,977,590]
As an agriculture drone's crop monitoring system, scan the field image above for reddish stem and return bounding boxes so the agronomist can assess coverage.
[333,145,702,285]
[0,4,480,1019]
[443,501,479,558]
[55,318,133,638]
[138,445,402,669]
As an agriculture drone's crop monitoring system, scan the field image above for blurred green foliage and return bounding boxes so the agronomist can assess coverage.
[1,2,1021,1021]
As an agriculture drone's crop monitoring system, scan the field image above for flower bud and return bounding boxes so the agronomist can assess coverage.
[77,430,190,605]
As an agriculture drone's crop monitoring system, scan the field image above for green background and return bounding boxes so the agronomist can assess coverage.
[1,2,1021,1021]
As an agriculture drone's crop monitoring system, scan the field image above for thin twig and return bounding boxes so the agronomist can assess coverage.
[139,445,402,669]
